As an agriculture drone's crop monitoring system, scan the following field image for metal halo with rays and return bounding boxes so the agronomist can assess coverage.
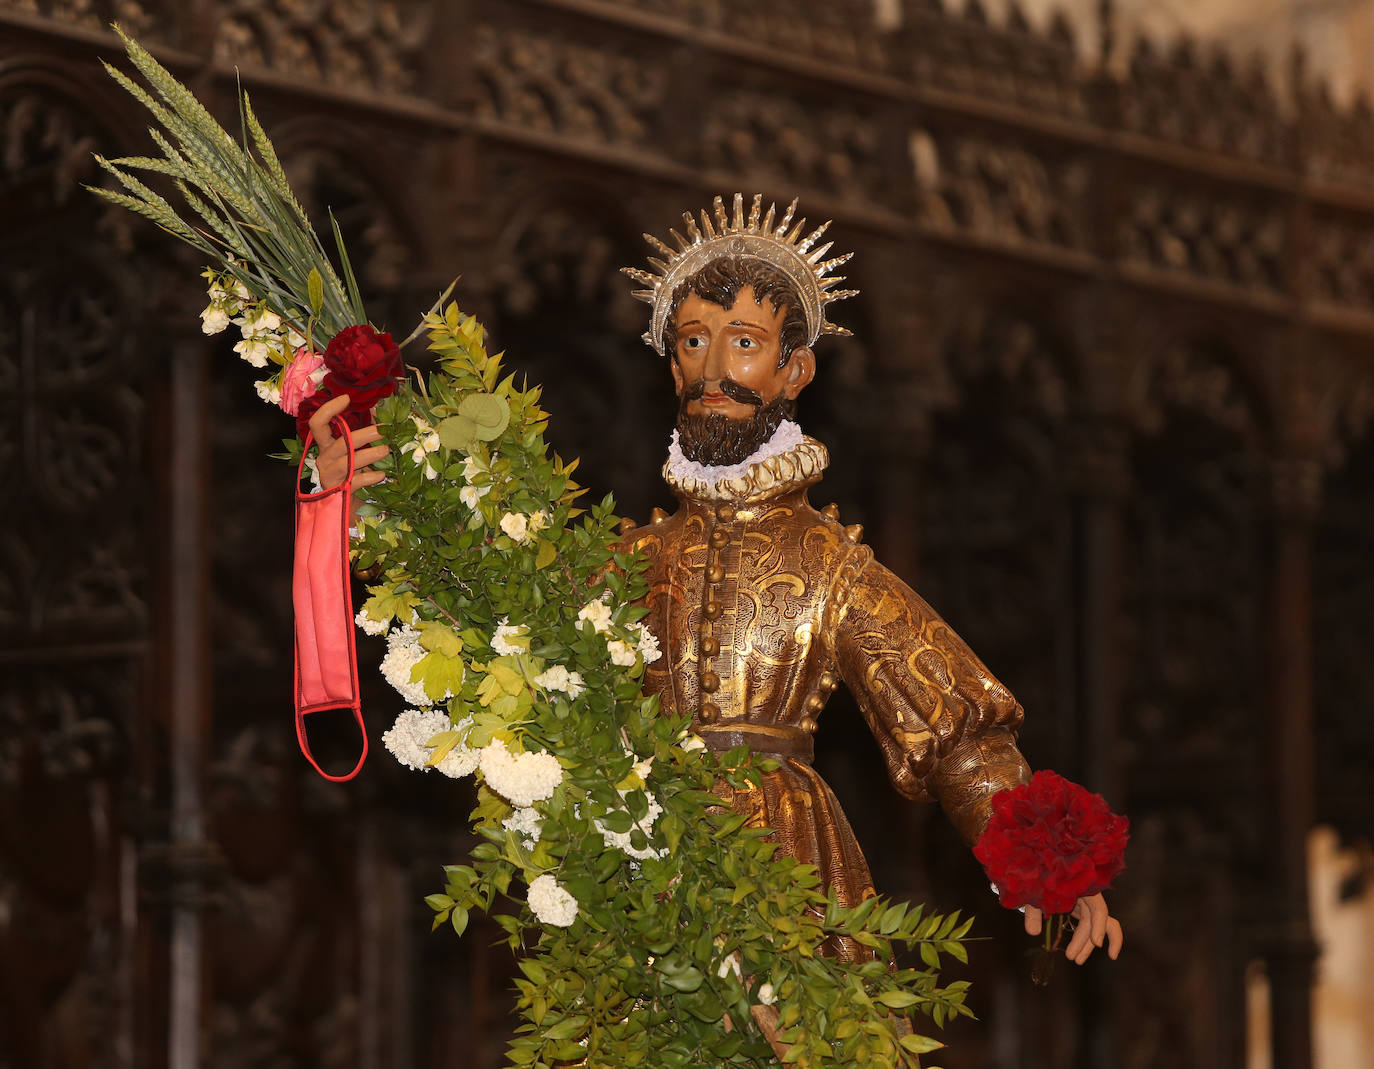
[622,192,860,355]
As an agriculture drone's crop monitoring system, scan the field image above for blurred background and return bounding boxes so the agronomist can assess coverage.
[2,1,1372,1066]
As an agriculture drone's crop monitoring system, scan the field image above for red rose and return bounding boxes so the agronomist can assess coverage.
[295,324,404,439]
[973,770,1129,916]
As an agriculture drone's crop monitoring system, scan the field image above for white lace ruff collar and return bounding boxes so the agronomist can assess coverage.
[663,421,829,502]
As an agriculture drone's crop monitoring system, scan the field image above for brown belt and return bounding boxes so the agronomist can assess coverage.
[697,722,814,763]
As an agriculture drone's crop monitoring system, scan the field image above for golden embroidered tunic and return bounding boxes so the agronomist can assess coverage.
[623,435,1031,961]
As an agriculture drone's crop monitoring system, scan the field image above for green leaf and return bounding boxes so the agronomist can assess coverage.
[437,414,476,451]
[458,393,511,441]
[308,267,324,315]
[899,1034,945,1055]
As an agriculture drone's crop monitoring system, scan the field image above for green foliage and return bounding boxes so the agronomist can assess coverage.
[353,307,975,1067]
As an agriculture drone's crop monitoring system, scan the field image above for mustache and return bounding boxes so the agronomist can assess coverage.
[683,377,764,407]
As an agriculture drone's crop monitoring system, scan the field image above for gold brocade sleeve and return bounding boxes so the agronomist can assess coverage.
[830,555,1032,844]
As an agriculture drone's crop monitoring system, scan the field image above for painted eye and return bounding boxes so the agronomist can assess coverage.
[684,335,705,350]
[737,336,755,349]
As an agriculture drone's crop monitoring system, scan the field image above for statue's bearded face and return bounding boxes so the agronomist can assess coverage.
[670,287,815,465]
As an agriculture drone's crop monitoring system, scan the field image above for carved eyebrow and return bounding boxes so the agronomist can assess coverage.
[677,318,706,330]
[727,318,769,329]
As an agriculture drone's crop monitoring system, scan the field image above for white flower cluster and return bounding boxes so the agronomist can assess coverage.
[491,619,529,657]
[499,509,548,545]
[577,597,662,669]
[596,752,665,860]
[503,806,543,849]
[355,606,390,636]
[382,711,481,778]
[434,718,482,778]
[479,739,563,807]
[237,305,307,373]
[459,456,491,510]
[200,271,248,335]
[380,625,449,706]
[381,709,452,771]
[533,664,586,699]
[597,790,666,861]
[402,416,442,481]
[201,272,306,401]
[576,596,613,633]
[527,873,578,928]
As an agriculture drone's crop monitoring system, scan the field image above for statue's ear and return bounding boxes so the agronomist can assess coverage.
[783,347,816,399]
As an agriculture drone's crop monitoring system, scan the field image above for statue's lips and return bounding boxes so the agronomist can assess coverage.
[699,391,734,408]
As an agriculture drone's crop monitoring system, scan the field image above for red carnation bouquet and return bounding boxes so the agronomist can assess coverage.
[293,324,405,439]
[974,770,1128,978]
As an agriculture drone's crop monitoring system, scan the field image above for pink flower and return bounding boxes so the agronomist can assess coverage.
[279,347,326,416]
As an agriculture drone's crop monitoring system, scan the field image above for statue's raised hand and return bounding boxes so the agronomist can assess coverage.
[309,394,390,492]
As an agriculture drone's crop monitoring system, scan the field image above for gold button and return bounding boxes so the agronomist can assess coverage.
[819,671,838,692]
[701,671,720,693]
[706,564,724,583]
[700,636,720,656]
[716,504,736,523]
[805,694,825,713]
[710,530,729,548]
[800,716,818,734]
[700,703,721,724]
[704,601,722,620]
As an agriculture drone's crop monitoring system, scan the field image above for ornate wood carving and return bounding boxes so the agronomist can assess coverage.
[1120,38,1289,166]
[211,0,433,97]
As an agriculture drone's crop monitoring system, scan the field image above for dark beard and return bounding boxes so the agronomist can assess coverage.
[676,392,797,466]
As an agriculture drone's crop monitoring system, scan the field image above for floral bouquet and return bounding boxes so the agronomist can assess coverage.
[974,770,1129,983]
[91,27,980,1068]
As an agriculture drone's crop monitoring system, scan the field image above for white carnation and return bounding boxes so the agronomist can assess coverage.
[479,739,563,807]
[500,512,530,543]
[382,708,451,771]
[527,873,578,928]
[254,378,281,405]
[757,983,777,1006]
[459,485,483,509]
[577,598,613,634]
[607,639,637,667]
[533,665,586,699]
[503,806,543,848]
[631,623,661,664]
[491,620,529,656]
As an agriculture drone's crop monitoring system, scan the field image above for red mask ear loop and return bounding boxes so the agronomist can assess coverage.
[292,417,367,781]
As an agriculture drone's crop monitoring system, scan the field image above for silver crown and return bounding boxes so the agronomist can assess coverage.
[623,193,859,355]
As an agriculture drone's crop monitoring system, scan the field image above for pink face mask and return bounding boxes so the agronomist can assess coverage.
[293,418,367,781]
